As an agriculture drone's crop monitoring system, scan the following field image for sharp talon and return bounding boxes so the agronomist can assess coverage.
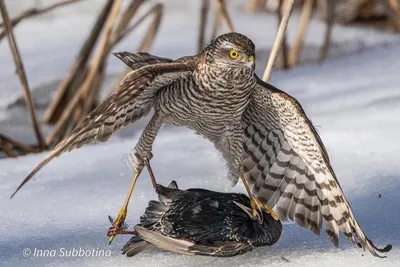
[250,195,279,222]
[262,203,279,221]
[108,207,128,244]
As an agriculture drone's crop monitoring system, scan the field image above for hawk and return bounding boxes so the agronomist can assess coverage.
[12,32,391,257]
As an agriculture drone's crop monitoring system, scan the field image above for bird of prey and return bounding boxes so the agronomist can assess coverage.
[108,180,282,257]
[12,32,391,257]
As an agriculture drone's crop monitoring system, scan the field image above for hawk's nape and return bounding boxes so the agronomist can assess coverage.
[11,60,197,198]
[242,76,392,257]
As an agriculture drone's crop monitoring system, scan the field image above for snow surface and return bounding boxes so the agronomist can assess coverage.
[1,0,400,266]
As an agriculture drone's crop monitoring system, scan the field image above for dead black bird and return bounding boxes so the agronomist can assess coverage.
[108,181,282,257]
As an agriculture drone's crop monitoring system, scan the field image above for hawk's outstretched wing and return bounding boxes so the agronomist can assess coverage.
[242,76,391,257]
[11,58,197,198]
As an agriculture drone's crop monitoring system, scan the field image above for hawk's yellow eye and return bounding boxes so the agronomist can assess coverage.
[229,49,240,59]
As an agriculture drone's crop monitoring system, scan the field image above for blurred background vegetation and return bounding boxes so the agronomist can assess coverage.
[1,0,399,158]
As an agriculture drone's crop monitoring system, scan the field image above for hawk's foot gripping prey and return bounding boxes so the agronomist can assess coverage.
[240,174,279,222]
[107,215,136,238]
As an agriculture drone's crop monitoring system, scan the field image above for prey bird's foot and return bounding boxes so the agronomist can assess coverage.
[108,207,128,244]
[250,196,279,222]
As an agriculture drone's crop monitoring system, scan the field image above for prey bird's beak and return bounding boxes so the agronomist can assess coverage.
[233,200,263,224]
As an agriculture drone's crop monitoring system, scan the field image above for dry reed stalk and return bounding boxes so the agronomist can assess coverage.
[46,0,123,146]
[275,0,289,69]
[110,3,164,93]
[43,0,114,124]
[0,139,17,157]
[262,0,295,82]
[288,0,314,68]
[198,0,210,53]
[319,0,335,62]
[386,0,400,31]
[217,0,234,32]
[211,5,222,39]
[246,0,266,12]
[115,3,163,50]
[72,0,145,124]
[0,133,39,156]
[49,0,162,146]
[0,0,45,149]
[0,0,85,41]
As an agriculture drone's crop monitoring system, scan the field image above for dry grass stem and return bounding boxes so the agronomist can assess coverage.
[288,0,313,68]
[0,133,40,156]
[217,0,234,32]
[110,2,164,93]
[43,0,114,124]
[262,0,295,82]
[0,0,85,41]
[319,0,335,62]
[198,0,210,53]
[0,0,45,149]
[46,0,123,146]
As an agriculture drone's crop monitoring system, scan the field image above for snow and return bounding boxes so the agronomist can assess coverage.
[1,0,400,266]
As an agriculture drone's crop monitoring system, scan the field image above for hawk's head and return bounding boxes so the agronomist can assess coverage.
[201,32,256,71]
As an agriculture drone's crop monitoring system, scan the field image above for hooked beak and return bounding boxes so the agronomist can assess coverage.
[246,55,255,70]
[233,200,263,224]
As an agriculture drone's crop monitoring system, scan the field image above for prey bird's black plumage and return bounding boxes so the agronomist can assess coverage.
[118,181,282,257]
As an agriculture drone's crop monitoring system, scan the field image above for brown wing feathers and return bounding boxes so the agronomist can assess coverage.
[113,52,173,70]
[11,59,196,198]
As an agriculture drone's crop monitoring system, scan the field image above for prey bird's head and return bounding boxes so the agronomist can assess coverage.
[201,32,256,71]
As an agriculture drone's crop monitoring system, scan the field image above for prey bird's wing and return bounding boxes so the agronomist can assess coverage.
[242,76,391,257]
[12,59,197,198]
[188,242,252,257]
[134,226,251,257]
[134,226,195,256]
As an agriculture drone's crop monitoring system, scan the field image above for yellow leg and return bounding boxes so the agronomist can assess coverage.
[240,175,279,221]
[109,170,141,244]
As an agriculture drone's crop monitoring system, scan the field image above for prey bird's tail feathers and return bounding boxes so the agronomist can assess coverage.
[12,58,197,198]
[141,181,180,227]
[121,236,153,257]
